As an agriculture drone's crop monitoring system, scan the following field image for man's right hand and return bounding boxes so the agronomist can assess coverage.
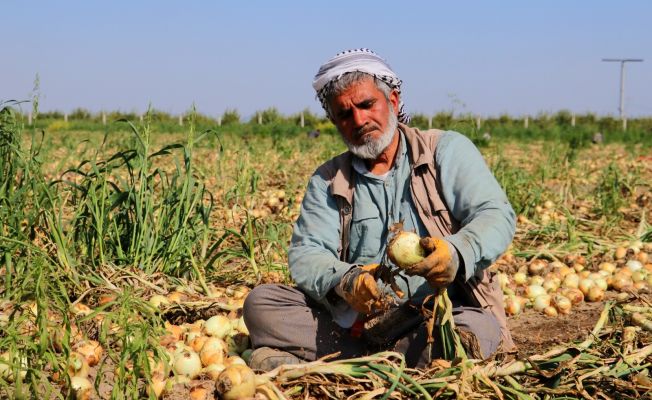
[338,264,383,314]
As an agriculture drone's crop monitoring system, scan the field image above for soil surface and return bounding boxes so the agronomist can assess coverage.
[508,300,605,358]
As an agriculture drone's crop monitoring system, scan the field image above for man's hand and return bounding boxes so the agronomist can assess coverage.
[403,237,459,288]
[338,264,383,314]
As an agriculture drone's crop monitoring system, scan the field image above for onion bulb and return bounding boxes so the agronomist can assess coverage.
[586,286,605,302]
[504,295,522,316]
[578,279,594,296]
[560,288,584,305]
[67,352,90,378]
[149,295,170,309]
[599,262,616,274]
[70,376,93,400]
[200,337,226,367]
[173,350,202,378]
[73,340,103,367]
[202,363,226,380]
[626,260,643,272]
[525,284,546,299]
[533,294,551,312]
[562,273,579,289]
[203,315,232,339]
[615,246,627,259]
[513,271,528,285]
[543,306,558,317]
[387,231,425,268]
[528,259,547,276]
[215,364,257,400]
[553,295,572,314]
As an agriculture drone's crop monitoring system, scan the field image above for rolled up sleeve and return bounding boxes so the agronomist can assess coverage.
[437,132,516,280]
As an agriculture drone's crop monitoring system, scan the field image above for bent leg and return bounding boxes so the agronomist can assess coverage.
[242,284,366,361]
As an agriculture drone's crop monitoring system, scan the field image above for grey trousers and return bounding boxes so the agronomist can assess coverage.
[242,284,502,368]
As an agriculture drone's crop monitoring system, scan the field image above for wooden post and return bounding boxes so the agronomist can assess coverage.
[139,114,143,123]
[28,112,32,126]
[524,116,529,129]
[178,115,183,126]
[428,116,432,129]
[257,112,262,125]
[217,116,222,126]
[102,112,106,125]
[623,118,627,131]
[64,113,68,122]
[476,116,481,130]
[300,111,305,128]
[571,113,575,127]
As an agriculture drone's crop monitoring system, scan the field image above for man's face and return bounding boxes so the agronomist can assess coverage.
[329,78,400,159]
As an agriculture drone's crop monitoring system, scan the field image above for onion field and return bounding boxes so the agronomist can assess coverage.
[1,102,651,399]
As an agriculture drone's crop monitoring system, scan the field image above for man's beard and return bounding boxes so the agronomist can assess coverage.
[342,109,398,160]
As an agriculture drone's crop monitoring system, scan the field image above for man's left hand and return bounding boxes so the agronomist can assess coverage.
[402,237,459,288]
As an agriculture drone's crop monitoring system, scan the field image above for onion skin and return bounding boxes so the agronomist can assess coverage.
[215,364,256,400]
[387,231,425,268]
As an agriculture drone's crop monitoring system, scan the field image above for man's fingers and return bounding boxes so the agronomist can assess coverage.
[361,274,381,299]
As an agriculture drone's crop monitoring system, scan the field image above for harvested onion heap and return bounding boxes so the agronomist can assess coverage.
[387,230,466,360]
[497,240,652,317]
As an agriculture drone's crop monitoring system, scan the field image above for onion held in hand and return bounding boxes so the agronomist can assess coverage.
[387,231,425,268]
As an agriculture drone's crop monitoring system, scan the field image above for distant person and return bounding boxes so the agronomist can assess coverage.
[243,48,516,370]
[307,129,320,139]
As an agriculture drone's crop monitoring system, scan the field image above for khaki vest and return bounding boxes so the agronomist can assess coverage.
[316,123,515,350]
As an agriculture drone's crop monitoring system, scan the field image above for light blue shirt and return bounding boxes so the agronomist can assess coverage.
[289,130,515,327]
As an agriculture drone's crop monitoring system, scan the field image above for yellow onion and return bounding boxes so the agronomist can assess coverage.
[149,295,170,309]
[560,288,584,305]
[215,364,257,400]
[525,284,546,299]
[593,277,608,291]
[637,252,649,264]
[223,355,247,367]
[203,315,232,339]
[578,279,594,296]
[167,291,186,304]
[513,271,528,286]
[562,273,579,289]
[173,350,202,379]
[626,260,643,272]
[67,352,90,378]
[146,373,167,399]
[543,306,558,317]
[70,376,93,400]
[73,340,103,367]
[586,286,605,302]
[190,386,210,400]
[528,259,548,276]
[614,246,627,259]
[610,274,633,291]
[387,231,425,268]
[233,316,249,335]
[496,273,510,291]
[599,262,616,274]
[533,294,551,312]
[200,337,226,367]
[529,275,545,287]
[189,335,209,353]
[631,270,648,283]
[542,277,560,293]
[202,363,226,380]
[553,294,572,315]
[504,295,522,316]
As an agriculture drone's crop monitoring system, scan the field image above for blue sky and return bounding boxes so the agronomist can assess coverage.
[3,1,651,118]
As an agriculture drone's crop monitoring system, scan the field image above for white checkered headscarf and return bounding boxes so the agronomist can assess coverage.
[313,48,409,123]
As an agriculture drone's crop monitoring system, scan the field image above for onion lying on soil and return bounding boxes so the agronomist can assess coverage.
[215,364,257,400]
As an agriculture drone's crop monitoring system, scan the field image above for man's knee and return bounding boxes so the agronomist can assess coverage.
[453,307,502,358]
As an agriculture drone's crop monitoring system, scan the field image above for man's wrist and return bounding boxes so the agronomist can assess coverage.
[334,265,362,298]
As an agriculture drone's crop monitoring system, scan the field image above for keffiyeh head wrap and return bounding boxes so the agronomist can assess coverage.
[313,48,410,123]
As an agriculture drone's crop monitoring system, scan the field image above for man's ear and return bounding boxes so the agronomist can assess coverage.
[389,90,400,115]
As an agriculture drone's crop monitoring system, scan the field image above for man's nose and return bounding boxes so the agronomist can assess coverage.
[351,108,366,127]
